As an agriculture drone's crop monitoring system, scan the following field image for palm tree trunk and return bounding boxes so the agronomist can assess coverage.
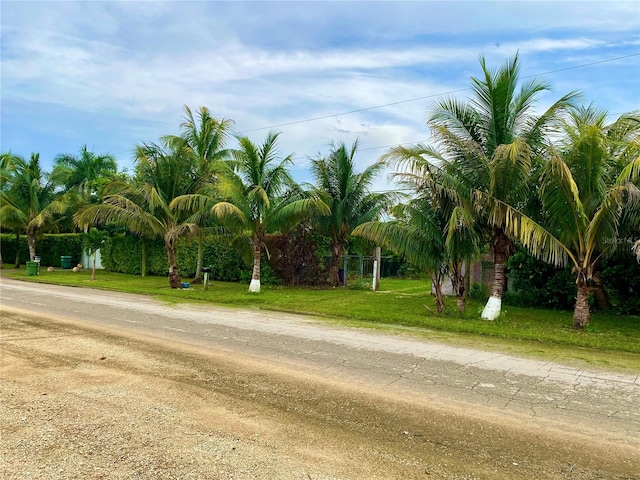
[463,260,471,299]
[574,271,591,329]
[141,240,147,277]
[14,233,20,268]
[431,271,445,314]
[249,239,261,293]
[481,228,512,320]
[91,252,97,281]
[590,270,609,310]
[482,261,506,320]
[26,231,36,262]
[165,236,182,289]
[191,234,204,284]
[450,260,466,314]
[331,244,344,286]
[457,295,466,313]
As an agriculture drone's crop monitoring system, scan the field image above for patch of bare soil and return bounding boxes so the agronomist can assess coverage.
[1,309,638,480]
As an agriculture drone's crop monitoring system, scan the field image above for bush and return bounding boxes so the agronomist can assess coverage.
[601,255,640,314]
[505,247,640,315]
[0,233,28,266]
[199,241,247,282]
[100,233,250,281]
[505,249,576,310]
[263,224,328,285]
[0,233,82,268]
[469,282,486,301]
[239,255,282,286]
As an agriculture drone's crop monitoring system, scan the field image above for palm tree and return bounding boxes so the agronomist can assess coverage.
[485,107,640,328]
[353,202,441,313]
[354,158,481,313]
[169,105,235,184]
[309,140,390,286]
[0,152,14,268]
[51,145,118,201]
[174,132,323,293]
[82,227,107,280]
[164,105,234,283]
[387,53,578,319]
[75,140,196,288]
[0,153,70,262]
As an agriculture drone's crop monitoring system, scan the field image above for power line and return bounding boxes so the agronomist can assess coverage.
[241,88,468,133]
[240,52,640,135]
[521,53,640,79]
[289,106,635,162]
[289,140,429,162]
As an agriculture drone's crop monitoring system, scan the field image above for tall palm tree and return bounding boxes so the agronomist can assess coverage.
[484,107,640,328]
[0,152,14,268]
[174,132,323,293]
[164,105,234,283]
[387,53,579,319]
[0,153,70,262]
[75,140,196,288]
[51,145,118,202]
[169,105,235,185]
[220,132,298,292]
[309,140,390,286]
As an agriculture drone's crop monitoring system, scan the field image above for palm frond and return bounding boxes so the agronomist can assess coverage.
[74,195,164,238]
[490,138,532,204]
[616,155,640,186]
[170,193,219,214]
[586,182,639,257]
[539,150,587,249]
[211,201,248,227]
[476,190,570,267]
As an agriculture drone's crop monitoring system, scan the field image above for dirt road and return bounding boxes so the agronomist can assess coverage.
[1,280,639,479]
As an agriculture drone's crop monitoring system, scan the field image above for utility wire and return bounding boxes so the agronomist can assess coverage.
[240,52,640,134]
[241,88,468,133]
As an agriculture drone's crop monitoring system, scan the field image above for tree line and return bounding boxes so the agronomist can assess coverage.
[2,54,639,329]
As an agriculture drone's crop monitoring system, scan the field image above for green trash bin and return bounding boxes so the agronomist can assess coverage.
[60,256,73,269]
[26,261,39,276]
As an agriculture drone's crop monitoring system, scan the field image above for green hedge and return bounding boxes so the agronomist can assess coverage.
[504,249,576,310]
[1,231,301,286]
[505,248,640,314]
[601,254,640,314]
[0,233,82,267]
[100,233,250,281]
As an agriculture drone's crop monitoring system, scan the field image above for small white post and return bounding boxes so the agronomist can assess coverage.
[372,247,381,291]
[372,260,378,290]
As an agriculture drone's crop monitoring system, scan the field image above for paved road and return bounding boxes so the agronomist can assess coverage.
[1,276,639,447]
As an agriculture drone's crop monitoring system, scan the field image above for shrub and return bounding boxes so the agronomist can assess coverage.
[263,224,328,285]
[0,233,82,268]
[99,233,249,281]
[601,255,640,314]
[505,248,576,310]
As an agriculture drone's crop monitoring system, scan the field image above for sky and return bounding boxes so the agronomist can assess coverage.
[2,0,640,192]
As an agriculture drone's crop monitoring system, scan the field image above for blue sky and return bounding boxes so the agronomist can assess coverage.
[2,1,639,191]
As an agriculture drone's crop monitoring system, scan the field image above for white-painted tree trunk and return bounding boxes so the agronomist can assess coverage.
[249,278,261,293]
[481,296,502,320]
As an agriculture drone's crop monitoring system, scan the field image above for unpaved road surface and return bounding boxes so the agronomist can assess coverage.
[0,277,639,479]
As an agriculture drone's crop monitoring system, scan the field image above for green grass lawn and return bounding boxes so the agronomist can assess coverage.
[3,267,640,372]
